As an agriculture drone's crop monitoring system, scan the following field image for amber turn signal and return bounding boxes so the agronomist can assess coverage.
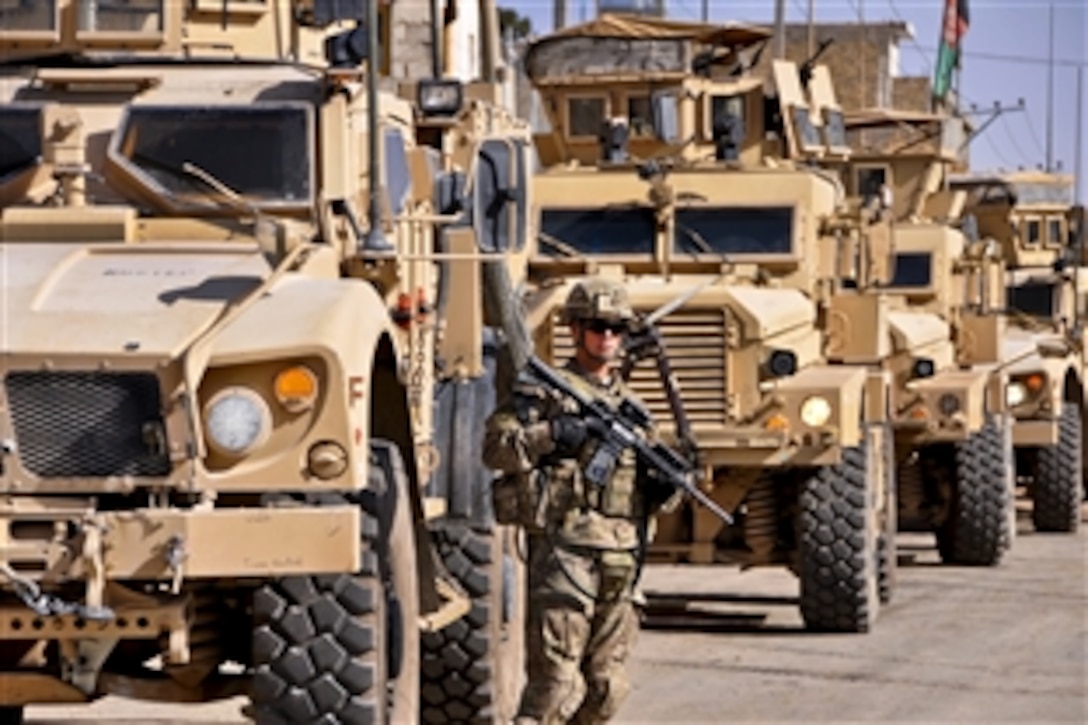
[274,365,319,413]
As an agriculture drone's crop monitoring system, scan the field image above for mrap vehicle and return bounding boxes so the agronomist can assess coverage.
[0,0,531,722]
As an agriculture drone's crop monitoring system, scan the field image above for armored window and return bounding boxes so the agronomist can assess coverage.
[111,104,312,209]
[673,207,794,256]
[0,106,42,183]
[0,0,56,32]
[567,97,605,138]
[627,96,653,137]
[1047,217,1063,246]
[1013,182,1074,206]
[855,166,887,201]
[711,95,745,126]
[383,128,411,216]
[823,109,847,148]
[540,207,655,256]
[887,252,932,288]
[1007,282,1057,318]
[1025,219,1041,245]
[76,0,164,33]
[791,107,821,150]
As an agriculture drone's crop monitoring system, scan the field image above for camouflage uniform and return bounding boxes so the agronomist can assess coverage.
[483,280,666,724]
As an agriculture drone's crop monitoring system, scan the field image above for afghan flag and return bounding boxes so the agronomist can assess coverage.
[933,0,970,102]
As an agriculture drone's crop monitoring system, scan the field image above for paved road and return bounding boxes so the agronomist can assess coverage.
[27,503,1087,724]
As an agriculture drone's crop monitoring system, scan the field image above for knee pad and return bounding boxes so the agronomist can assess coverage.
[580,674,631,722]
[517,675,587,723]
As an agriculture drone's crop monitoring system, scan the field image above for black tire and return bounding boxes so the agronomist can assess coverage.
[798,434,879,633]
[420,523,525,724]
[936,416,1011,565]
[0,706,23,725]
[877,428,897,606]
[250,440,420,725]
[1031,402,1083,533]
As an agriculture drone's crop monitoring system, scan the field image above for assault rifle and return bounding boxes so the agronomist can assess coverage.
[522,355,734,525]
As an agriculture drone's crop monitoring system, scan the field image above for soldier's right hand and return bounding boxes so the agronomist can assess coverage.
[550,414,589,455]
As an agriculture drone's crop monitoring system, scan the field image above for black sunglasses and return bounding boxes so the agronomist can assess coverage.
[582,319,628,335]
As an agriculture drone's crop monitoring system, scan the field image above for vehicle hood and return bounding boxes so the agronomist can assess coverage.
[1002,326,1058,374]
[1,242,272,360]
[886,310,950,352]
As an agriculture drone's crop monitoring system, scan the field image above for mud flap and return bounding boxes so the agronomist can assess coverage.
[430,330,499,523]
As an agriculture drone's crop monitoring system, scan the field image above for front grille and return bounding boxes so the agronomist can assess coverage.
[6,372,171,478]
[550,309,727,426]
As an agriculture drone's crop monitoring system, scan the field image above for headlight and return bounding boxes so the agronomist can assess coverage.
[938,393,961,415]
[1006,381,1028,407]
[800,396,833,427]
[417,79,463,117]
[204,387,272,456]
[765,349,798,378]
[911,358,936,379]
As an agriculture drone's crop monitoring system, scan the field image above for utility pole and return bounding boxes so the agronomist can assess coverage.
[807,0,815,58]
[1046,0,1055,172]
[773,0,787,59]
[1074,65,1084,322]
[701,0,708,23]
[1077,66,1085,205]
[553,0,565,32]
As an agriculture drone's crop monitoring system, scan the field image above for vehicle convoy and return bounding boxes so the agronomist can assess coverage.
[800,92,1020,565]
[0,0,532,723]
[948,171,1086,532]
[514,14,897,633]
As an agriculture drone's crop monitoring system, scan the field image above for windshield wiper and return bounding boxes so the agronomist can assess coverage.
[537,231,579,258]
[675,222,713,255]
[130,155,266,223]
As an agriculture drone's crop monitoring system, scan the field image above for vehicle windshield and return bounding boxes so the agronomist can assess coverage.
[1007,282,1058,318]
[539,207,655,255]
[112,105,311,206]
[0,106,41,182]
[673,207,794,255]
[885,252,933,288]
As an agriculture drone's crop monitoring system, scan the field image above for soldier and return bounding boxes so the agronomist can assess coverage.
[483,278,672,724]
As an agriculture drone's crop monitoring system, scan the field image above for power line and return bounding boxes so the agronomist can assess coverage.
[886,0,932,75]
[998,111,1036,168]
[981,128,1017,171]
[1020,107,1048,159]
[915,46,1086,68]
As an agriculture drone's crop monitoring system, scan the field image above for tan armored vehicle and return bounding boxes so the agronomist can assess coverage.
[0,0,529,722]
[793,94,1018,565]
[948,171,1085,532]
[513,14,896,633]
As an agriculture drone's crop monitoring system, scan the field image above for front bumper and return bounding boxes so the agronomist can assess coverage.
[1,499,361,586]
[1012,418,1059,447]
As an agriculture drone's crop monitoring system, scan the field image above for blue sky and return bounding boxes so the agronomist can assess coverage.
[505,1,1088,203]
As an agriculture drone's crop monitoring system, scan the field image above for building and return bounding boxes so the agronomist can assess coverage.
[754,21,933,113]
[387,0,484,83]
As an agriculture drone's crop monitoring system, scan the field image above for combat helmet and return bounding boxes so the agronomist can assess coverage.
[561,278,635,325]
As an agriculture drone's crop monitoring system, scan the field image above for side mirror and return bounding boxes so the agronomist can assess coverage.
[651,91,681,144]
[435,171,466,216]
[474,139,525,253]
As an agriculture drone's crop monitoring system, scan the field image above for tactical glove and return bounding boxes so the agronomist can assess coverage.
[550,414,589,455]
